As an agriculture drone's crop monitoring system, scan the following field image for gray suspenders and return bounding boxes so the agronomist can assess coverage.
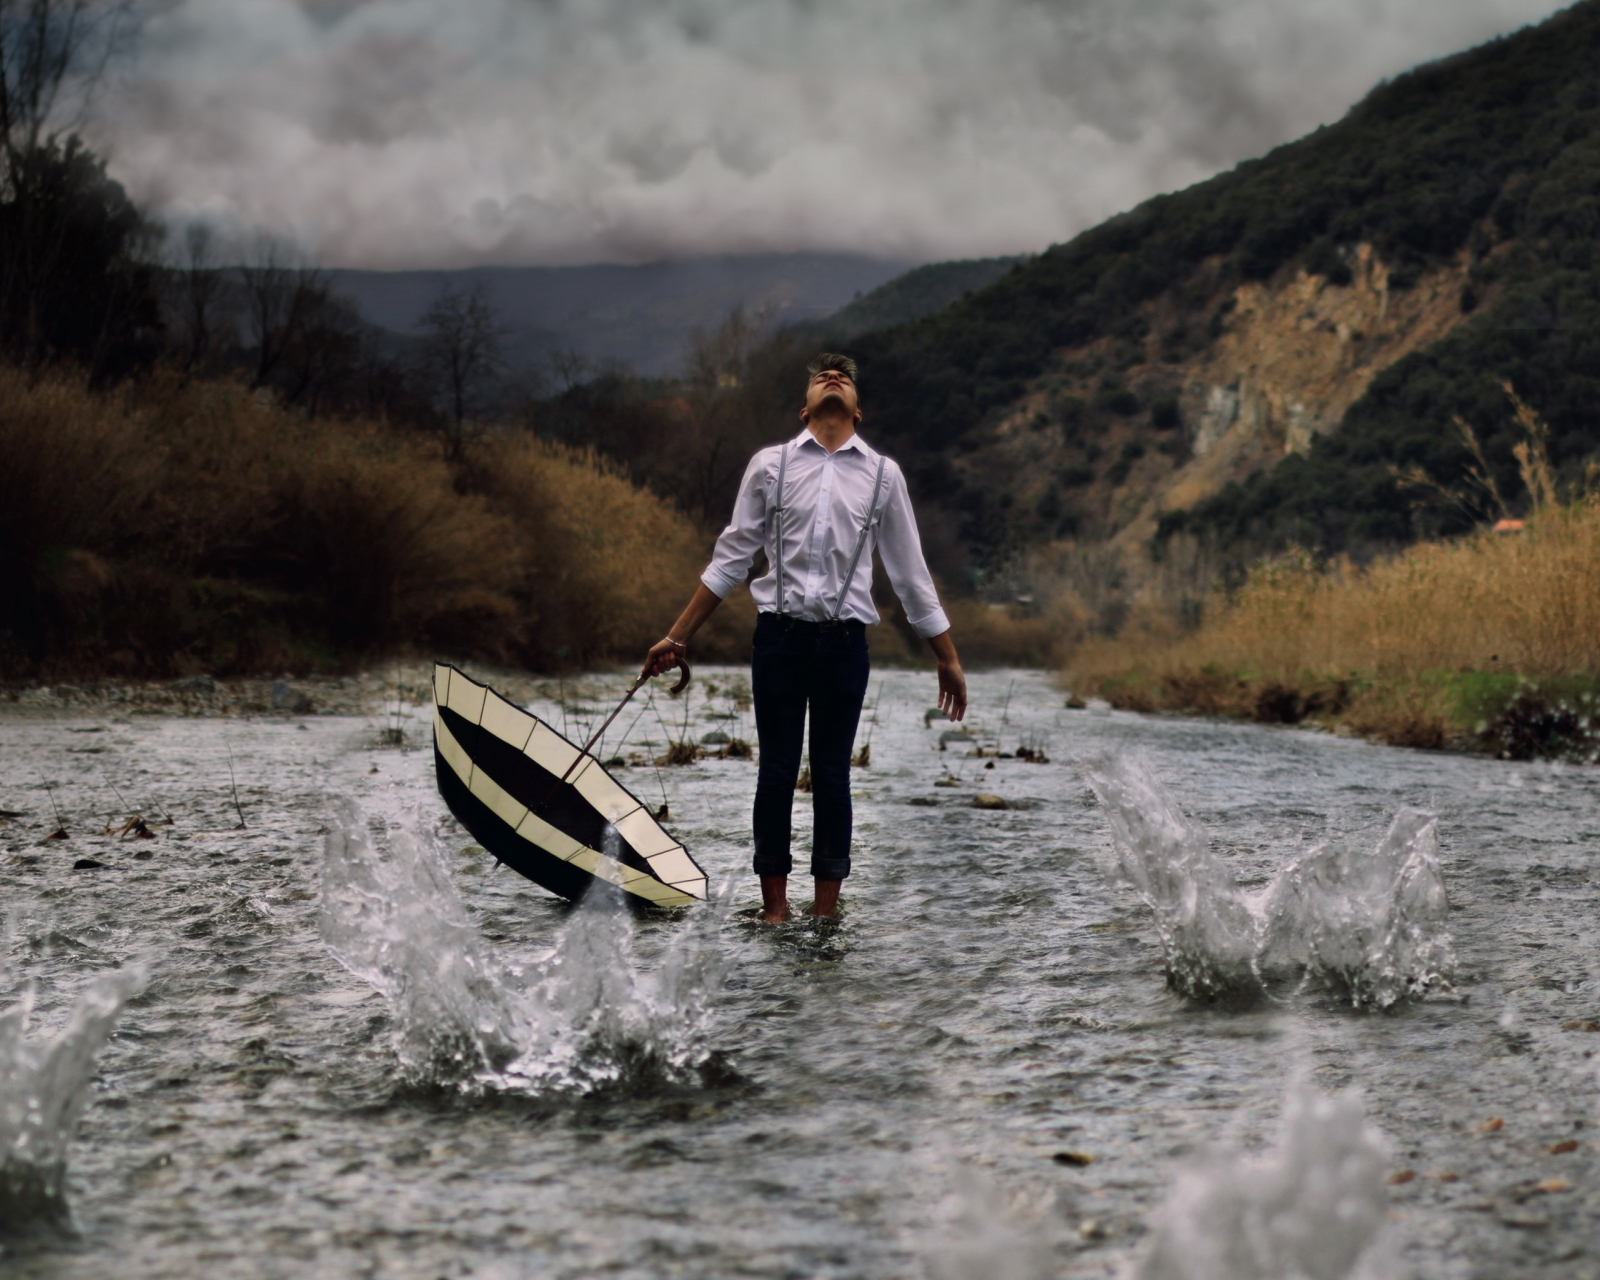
[770,443,792,615]
[768,443,888,622]
[831,455,888,622]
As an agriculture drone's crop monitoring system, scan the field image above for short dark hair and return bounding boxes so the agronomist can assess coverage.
[807,352,858,383]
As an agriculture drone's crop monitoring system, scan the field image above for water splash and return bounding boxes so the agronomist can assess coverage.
[923,1167,1058,1280]
[319,799,728,1095]
[1132,1080,1394,1280]
[0,970,139,1240]
[1082,755,1454,1007]
[1080,755,1260,1002]
[1262,809,1456,1009]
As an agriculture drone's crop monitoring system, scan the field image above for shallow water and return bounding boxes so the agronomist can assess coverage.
[1,669,1598,1277]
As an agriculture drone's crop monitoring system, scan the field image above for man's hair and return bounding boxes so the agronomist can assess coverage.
[807,352,858,383]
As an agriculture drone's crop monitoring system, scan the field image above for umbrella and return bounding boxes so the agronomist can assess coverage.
[432,662,708,907]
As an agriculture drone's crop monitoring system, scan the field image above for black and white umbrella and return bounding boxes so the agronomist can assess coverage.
[432,663,708,907]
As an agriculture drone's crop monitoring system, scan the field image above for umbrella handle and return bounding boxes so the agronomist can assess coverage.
[533,655,698,821]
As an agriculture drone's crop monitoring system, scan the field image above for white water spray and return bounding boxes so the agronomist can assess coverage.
[1260,808,1456,1009]
[319,800,727,1094]
[1083,756,1454,1006]
[1081,755,1260,1001]
[0,969,139,1238]
[923,1167,1058,1280]
[1132,1080,1394,1280]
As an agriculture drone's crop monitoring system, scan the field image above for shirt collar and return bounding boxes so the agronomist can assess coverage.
[792,427,870,457]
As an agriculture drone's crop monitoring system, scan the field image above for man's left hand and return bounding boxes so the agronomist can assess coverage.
[937,660,968,722]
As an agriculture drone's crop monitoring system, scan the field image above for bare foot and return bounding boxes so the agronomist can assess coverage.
[811,878,842,919]
[759,874,791,924]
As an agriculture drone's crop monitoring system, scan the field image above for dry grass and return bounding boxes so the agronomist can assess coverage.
[0,364,741,680]
[1067,499,1600,748]
[462,436,754,667]
[941,597,1070,668]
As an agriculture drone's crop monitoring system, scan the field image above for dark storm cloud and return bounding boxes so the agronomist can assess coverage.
[100,0,1569,267]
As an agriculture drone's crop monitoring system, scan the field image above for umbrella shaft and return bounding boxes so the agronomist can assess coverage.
[569,678,644,776]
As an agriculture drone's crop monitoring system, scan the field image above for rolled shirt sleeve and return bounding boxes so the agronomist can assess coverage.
[700,449,770,599]
[876,462,950,638]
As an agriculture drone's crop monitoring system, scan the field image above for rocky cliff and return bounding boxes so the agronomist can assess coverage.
[964,242,1479,559]
[849,1,1600,573]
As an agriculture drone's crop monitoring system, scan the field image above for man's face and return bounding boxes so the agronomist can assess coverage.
[803,368,859,423]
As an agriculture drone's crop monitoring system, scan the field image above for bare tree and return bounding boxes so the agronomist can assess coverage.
[237,240,329,390]
[0,0,134,167]
[684,300,774,392]
[0,1,148,368]
[420,281,505,458]
[546,347,594,392]
[672,302,784,523]
[278,289,365,415]
[168,222,235,372]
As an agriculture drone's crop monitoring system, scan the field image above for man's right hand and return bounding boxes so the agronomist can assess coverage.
[642,637,686,680]
[642,585,725,682]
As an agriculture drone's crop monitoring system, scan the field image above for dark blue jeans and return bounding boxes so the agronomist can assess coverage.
[751,613,871,881]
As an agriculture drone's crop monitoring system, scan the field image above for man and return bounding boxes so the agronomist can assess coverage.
[643,354,967,922]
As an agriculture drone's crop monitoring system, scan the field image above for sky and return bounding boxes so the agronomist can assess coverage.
[100,0,1573,270]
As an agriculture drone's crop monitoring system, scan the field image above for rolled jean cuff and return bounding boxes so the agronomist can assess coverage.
[810,856,851,881]
[751,850,794,877]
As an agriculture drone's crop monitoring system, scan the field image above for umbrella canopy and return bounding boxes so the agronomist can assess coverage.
[432,663,708,907]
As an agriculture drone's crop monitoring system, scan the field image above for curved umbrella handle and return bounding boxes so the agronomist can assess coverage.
[667,654,691,695]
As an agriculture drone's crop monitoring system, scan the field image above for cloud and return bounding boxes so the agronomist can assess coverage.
[100,0,1568,268]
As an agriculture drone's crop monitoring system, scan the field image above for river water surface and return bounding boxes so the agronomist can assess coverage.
[1,668,1597,1278]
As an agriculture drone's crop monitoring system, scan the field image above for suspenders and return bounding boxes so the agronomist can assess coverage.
[767,443,887,622]
[832,455,887,622]
[771,443,791,615]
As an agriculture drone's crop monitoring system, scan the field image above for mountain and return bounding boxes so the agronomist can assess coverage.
[840,0,1600,569]
[330,252,909,377]
[810,256,1029,340]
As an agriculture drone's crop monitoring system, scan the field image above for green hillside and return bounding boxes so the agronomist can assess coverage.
[848,0,1600,561]
[816,256,1028,340]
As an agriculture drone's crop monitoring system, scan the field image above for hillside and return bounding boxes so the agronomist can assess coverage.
[332,252,908,376]
[812,256,1029,340]
[842,0,1600,573]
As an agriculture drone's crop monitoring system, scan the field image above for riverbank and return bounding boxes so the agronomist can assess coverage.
[1067,498,1600,761]
[0,662,552,721]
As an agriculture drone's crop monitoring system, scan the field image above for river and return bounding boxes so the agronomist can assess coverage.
[1,668,1596,1278]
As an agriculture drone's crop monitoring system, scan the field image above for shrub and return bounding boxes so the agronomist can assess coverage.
[462,437,753,668]
[0,364,740,679]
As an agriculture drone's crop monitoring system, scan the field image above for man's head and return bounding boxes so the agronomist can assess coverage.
[801,353,860,426]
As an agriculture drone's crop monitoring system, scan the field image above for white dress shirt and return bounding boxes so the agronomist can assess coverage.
[700,428,951,638]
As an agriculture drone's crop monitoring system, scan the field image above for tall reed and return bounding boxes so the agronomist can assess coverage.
[1079,499,1600,683]
[1067,498,1600,746]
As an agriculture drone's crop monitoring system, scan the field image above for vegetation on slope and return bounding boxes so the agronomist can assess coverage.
[812,256,1028,341]
[847,0,1600,563]
[1069,496,1600,760]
